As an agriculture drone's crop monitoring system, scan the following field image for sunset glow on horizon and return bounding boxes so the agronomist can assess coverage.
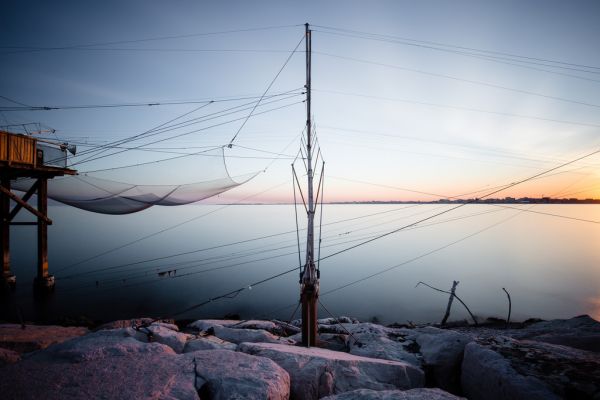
[3,1,600,206]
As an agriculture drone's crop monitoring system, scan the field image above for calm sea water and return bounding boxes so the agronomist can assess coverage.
[5,203,600,324]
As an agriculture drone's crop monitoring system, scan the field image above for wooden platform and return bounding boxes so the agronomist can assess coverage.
[0,131,76,290]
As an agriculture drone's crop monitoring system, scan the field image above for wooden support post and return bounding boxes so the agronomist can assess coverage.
[9,179,39,221]
[35,177,54,290]
[0,184,52,224]
[0,175,14,287]
[301,283,318,346]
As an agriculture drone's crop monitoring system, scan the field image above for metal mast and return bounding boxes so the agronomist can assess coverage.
[301,22,319,347]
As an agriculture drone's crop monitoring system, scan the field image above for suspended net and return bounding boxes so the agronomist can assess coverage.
[13,147,257,214]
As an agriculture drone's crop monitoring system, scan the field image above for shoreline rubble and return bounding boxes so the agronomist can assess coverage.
[0,314,598,399]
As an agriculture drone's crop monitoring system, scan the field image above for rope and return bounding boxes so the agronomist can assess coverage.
[228,34,305,146]
[317,162,325,271]
[292,166,303,273]
[318,299,360,345]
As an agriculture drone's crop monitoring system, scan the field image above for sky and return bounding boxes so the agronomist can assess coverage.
[2,0,600,203]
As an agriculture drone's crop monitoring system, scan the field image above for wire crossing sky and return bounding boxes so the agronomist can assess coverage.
[3,1,600,325]
[1,0,599,202]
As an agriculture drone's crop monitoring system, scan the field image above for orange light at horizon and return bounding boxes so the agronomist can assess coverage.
[588,297,600,322]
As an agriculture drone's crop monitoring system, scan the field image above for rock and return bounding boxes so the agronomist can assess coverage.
[291,316,359,327]
[0,323,88,353]
[30,329,175,362]
[321,388,464,399]
[95,318,175,331]
[183,335,237,352]
[461,338,600,400]
[187,319,240,332]
[411,327,471,393]
[136,323,192,353]
[348,329,421,367]
[188,349,290,399]
[0,352,198,400]
[1,331,290,399]
[511,315,600,353]
[210,325,293,345]
[344,323,471,394]
[0,347,20,365]
[227,320,286,335]
[188,319,290,336]
[318,316,359,325]
[317,333,349,351]
[272,320,302,335]
[340,322,392,336]
[456,315,600,354]
[288,333,348,351]
[238,342,424,400]
[343,323,421,366]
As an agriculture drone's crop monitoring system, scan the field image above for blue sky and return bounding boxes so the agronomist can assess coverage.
[2,0,600,202]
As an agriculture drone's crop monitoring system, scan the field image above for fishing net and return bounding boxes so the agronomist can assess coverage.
[13,147,256,214]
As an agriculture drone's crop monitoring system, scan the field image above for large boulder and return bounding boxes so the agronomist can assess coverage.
[187,319,241,332]
[30,329,175,362]
[509,315,600,352]
[410,327,471,393]
[288,333,349,351]
[291,316,359,327]
[134,323,193,353]
[321,388,464,399]
[0,351,198,399]
[238,342,424,400]
[183,335,237,352]
[345,323,420,365]
[210,325,293,345]
[0,323,88,353]
[226,320,286,335]
[462,337,600,400]
[0,329,291,399]
[188,349,290,399]
[95,318,175,331]
[0,347,20,366]
[188,319,291,337]
[346,324,470,394]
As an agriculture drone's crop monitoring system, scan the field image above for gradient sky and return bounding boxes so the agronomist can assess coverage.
[2,0,600,203]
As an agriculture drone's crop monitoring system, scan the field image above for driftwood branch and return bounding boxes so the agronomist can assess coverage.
[441,281,459,326]
[502,287,512,329]
[416,281,478,326]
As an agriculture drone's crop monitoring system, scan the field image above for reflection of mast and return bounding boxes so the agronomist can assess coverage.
[300,22,318,347]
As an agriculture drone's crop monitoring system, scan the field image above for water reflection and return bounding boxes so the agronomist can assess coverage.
[5,204,600,324]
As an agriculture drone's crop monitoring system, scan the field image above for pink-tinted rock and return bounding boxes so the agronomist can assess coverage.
[411,327,471,393]
[210,325,293,345]
[183,335,237,352]
[238,342,424,400]
[510,315,600,353]
[187,349,290,399]
[135,323,192,353]
[462,340,563,400]
[321,388,464,399]
[0,352,198,400]
[0,323,88,353]
[0,347,20,365]
[1,332,290,400]
[30,329,175,362]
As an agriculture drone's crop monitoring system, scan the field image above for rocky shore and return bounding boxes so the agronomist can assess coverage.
[0,315,598,399]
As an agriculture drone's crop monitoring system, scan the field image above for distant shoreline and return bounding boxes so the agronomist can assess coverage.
[214,197,600,205]
[328,197,600,205]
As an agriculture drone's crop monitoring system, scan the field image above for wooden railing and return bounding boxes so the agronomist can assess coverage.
[0,131,37,167]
